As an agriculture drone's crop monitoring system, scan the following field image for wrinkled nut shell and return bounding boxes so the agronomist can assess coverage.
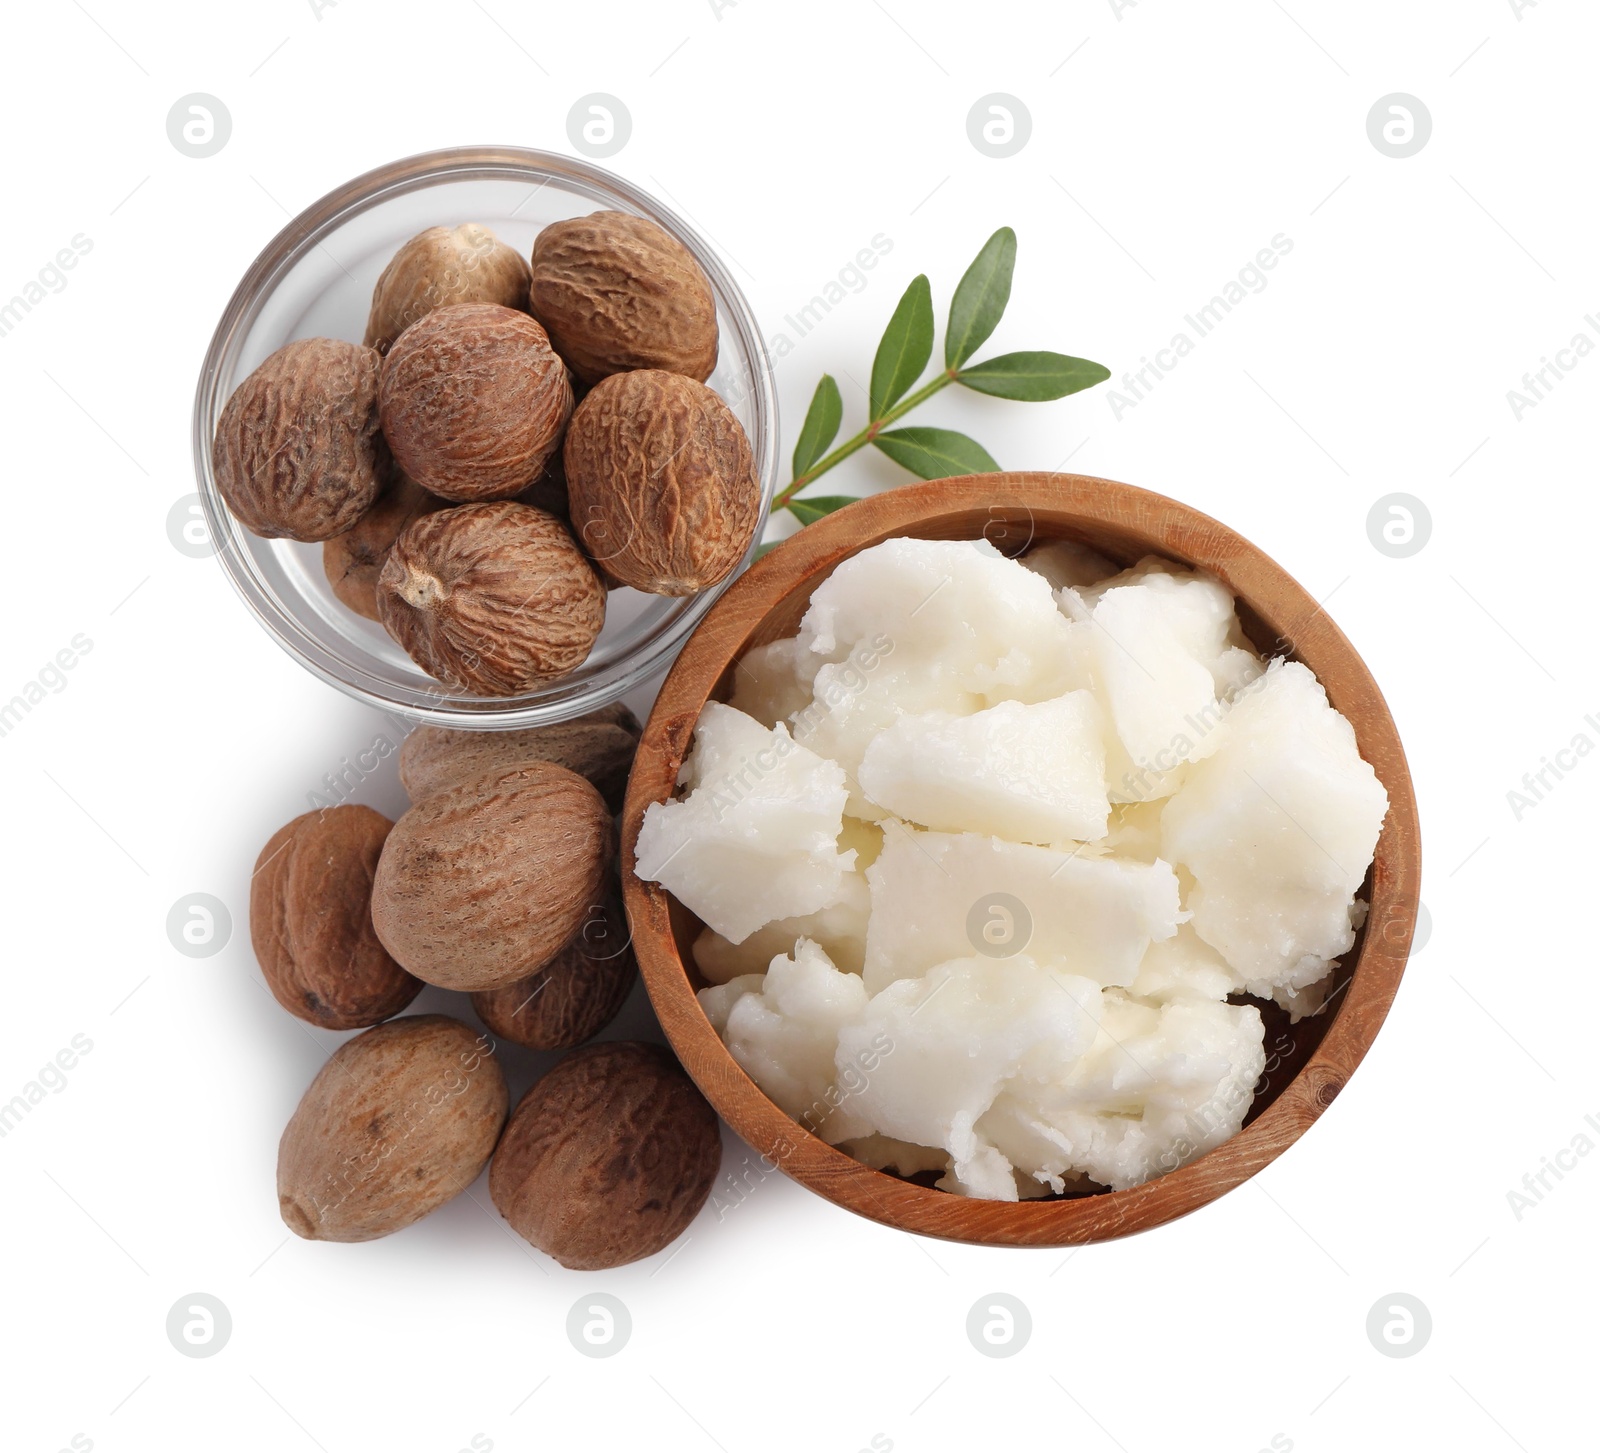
[323,472,448,621]
[489,1042,720,1270]
[471,869,636,1050]
[250,805,422,1030]
[564,370,758,595]
[379,303,573,502]
[277,1014,507,1242]
[371,761,611,991]
[376,501,606,696]
[365,223,532,356]
[530,210,718,385]
[399,702,641,814]
[215,337,386,541]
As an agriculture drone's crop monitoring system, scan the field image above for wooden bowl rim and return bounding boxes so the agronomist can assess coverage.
[621,472,1421,1247]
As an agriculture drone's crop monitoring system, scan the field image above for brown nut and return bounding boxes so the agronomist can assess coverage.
[471,869,636,1050]
[399,702,641,814]
[371,761,611,991]
[322,472,448,621]
[489,1041,720,1269]
[375,501,605,696]
[529,210,718,385]
[214,337,386,541]
[564,370,758,595]
[277,1014,507,1242]
[250,805,423,1030]
[364,223,532,356]
[379,302,573,502]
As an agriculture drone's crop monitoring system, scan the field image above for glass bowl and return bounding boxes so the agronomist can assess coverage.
[192,146,778,729]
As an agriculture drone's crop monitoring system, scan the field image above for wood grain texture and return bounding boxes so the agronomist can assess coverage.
[620,473,1421,1248]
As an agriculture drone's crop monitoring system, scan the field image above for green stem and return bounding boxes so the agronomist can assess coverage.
[774,368,958,512]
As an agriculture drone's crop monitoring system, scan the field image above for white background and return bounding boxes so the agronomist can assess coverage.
[0,1,1592,1449]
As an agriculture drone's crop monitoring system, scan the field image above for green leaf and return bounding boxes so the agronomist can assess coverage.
[957,351,1111,402]
[869,275,934,419]
[786,495,860,526]
[874,427,998,480]
[791,375,843,480]
[945,227,1016,369]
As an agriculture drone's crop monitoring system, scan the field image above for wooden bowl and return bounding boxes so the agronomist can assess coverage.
[621,473,1420,1247]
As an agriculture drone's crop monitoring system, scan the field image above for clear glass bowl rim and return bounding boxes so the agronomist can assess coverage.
[191,144,779,730]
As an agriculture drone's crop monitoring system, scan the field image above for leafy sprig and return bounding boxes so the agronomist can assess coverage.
[773,227,1110,527]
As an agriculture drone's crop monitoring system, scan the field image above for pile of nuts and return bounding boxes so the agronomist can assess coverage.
[215,214,760,696]
[258,705,722,1269]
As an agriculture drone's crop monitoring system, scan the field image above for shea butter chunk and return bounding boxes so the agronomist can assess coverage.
[693,871,871,983]
[1129,924,1238,1004]
[857,691,1110,844]
[795,669,981,822]
[637,703,854,943]
[862,827,1181,994]
[729,637,824,728]
[837,955,1102,1199]
[1020,537,1118,592]
[1160,660,1388,996]
[835,1133,950,1179]
[1100,797,1167,863]
[1079,559,1262,695]
[798,537,1081,704]
[1071,560,1263,802]
[698,939,873,1143]
[980,995,1265,1193]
